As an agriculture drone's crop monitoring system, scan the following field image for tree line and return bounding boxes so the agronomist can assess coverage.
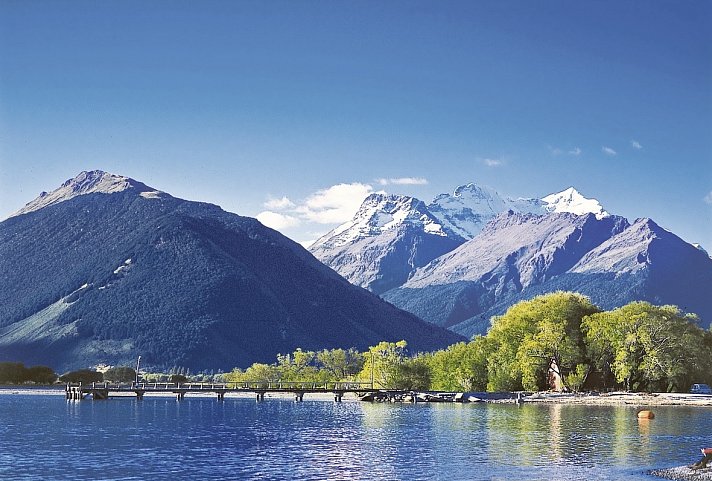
[0,362,57,384]
[225,292,712,393]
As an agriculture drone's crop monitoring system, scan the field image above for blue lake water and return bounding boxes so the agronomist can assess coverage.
[0,391,709,480]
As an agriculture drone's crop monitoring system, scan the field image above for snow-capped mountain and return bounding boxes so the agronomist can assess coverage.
[9,170,165,218]
[542,187,608,219]
[309,193,462,293]
[427,183,545,240]
[0,171,461,371]
[310,193,451,250]
[309,182,610,293]
[308,180,710,337]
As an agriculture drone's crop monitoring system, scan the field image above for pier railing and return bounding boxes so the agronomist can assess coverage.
[65,380,377,401]
[224,381,374,391]
[65,381,374,391]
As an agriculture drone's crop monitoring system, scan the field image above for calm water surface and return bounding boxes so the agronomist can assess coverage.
[0,392,709,480]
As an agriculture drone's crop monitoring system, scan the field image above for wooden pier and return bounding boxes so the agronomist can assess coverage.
[65,381,378,402]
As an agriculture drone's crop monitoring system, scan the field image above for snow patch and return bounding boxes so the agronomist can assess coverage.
[542,187,608,219]
[113,258,133,275]
[140,191,162,199]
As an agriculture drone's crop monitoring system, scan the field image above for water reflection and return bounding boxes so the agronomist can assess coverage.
[3,394,712,480]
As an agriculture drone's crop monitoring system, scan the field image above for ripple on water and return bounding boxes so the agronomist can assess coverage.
[0,396,710,480]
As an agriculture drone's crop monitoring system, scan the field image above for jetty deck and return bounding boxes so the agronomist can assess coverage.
[65,381,378,402]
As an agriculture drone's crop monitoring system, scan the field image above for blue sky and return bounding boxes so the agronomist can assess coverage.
[1,1,710,248]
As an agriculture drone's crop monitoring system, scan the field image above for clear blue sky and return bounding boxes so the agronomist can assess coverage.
[1,1,710,248]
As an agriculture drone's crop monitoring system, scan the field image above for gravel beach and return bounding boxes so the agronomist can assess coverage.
[650,467,712,481]
[520,391,712,407]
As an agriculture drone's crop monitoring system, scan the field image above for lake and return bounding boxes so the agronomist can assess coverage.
[0,391,708,480]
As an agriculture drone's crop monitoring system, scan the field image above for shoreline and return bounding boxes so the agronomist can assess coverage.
[2,386,712,406]
[517,391,712,407]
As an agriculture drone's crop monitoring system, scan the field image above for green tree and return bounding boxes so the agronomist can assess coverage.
[583,302,708,392]
[103,366,136,383]
[486,292,600,391]
[316,348,364,380]
[170,374,188,383]
[357,340,408,388]
[391,356,432,391]
[428,338,490,391]
[277,349,320,382]
[238,363,280,384]
[0,362,27,384]
[25,365,57,384]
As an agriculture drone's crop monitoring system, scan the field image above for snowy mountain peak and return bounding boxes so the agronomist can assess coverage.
[10,170,164,218]
[428,182,544,240]
[310,193,446,251]
[542,187,608,219]
[452,182,496,199]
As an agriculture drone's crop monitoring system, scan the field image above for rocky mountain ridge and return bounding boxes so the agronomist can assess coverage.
[309,182,609,293]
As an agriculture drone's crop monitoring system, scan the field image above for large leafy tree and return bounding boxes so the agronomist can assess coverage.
[583,302,710,392]
[25,365,57,384]
[486,291,600,391]
[224,363,279,384]
[316,348,364,380]
[428,338,490,392]
[391,356,432,391]
[103,366,136,383]
[276,349,319,382]
[357,340,408,388]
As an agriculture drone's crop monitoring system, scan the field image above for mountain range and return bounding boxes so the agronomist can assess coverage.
[311,183,712,337]
[310,183,609,294]
[0,171,462,372]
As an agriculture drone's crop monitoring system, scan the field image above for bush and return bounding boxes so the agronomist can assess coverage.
[25,366,57,384]
[59,369,103,383]
[103,366,136,383]
[170,374,188,383]
[0,362,27,384]
[0,362,57,384]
